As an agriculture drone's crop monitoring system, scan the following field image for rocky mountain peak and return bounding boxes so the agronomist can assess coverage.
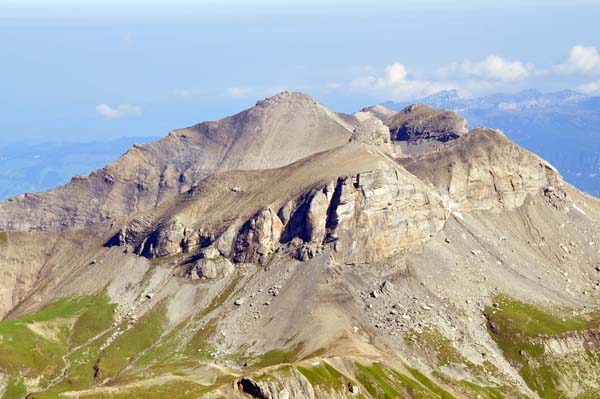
[251,91,355,130]
[422,89,461,104]
[255,91,317,107]
[355,104,396,122]
[385,103,468,143]
[350,118,391,147]
[0,91,353,232]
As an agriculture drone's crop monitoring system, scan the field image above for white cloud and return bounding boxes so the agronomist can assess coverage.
[351,62,459,101]
[436,55,532,82]
[96,104,143,119]
[460,55,531,82]
[434,62,460,79]
[578,80,600,94]
[321,82,342,89]
[227,87,253,97]
[385,63,408,84]
[556,45,600,75]
[352,53,544,100]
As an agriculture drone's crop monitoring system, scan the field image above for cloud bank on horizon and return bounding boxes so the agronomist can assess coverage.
[96,104,143,119]
[162,44,600,103]
[348,45,600,101]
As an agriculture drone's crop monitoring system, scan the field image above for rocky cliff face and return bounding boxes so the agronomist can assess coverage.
[236,368,356,399]
[98,106,565,279]
[400,128,562,211]
[234,167,447,264]
[325,169,447,262]
[108,145,448,267]
[234,207,285,264]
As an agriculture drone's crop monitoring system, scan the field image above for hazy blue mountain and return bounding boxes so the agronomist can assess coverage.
[0,137,158,200]
[383,90,600,197]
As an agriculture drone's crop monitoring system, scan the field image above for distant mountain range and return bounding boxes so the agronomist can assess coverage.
[0,137,158,200]
[383,89,600,197]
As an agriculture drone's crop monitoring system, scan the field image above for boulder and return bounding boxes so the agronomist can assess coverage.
[140,221,186,258]
[350,118,391,147]
[188,257,234,280]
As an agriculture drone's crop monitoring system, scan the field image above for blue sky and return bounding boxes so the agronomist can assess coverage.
[1,0,599,145]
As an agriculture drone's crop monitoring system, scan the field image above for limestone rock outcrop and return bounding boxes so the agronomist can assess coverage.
[386,103,468,143]
[186,256,234,280]
[138,221,186,258]
[236,367,353,399]
[400,128,562,211]
[110,160,448,266]
[350,118,391,148]
[328,169,447,262]
[234,207,284,264]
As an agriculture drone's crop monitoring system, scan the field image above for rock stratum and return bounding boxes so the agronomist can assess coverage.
[1,92,600,399]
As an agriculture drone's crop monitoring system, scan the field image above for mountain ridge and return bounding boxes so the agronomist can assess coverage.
[382,89,600,197]
[1,92,600,399]
[0,137,161,200]
[0,92,352,232]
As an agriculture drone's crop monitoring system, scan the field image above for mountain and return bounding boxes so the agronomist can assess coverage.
[0,92,599,399]
[355,104,396,122]
[0,92,353,232]
[383,89,600,197]
[0,137,159,200]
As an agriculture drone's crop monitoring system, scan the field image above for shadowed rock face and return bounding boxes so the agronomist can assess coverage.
[386,103,468,143]
[231,167,448,264]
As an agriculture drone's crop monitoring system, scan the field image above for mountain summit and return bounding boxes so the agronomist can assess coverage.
[384,89,600,197]
[0,92,352,231]
[0,93,599,399]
